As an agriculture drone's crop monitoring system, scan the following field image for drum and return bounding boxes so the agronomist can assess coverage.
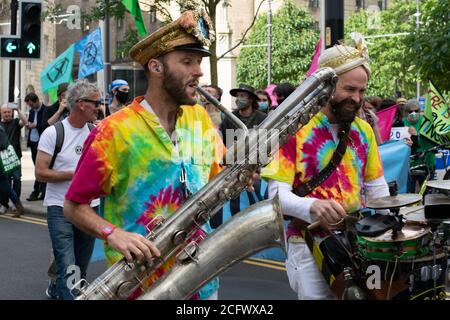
[358,252,448,300]
[356,222,432,261]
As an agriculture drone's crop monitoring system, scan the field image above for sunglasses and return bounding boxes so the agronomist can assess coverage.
[79,99,102,108]
[407,109,420,114]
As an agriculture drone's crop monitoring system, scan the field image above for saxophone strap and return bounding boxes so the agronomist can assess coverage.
[293,123,351,197]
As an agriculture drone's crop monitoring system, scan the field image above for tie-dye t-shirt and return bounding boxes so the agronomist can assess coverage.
[66,96,225,298]
[262,111,384,213]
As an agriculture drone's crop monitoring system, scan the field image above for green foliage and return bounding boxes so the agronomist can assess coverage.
[408,0,450,92]
[345,0,417,98]
[346,0,450,98]
[236,1,319,89]
[116,28,140,60]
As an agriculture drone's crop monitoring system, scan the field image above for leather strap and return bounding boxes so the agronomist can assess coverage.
[293,124,351,197]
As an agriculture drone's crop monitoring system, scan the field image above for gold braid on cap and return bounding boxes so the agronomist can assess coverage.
[321,48,362,70]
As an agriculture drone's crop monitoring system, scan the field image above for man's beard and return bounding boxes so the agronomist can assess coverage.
[162,65,196,106]
[330,97,362,124]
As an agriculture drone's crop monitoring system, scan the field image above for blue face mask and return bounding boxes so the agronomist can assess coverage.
[258,101,269,111]
[235,98,249,110]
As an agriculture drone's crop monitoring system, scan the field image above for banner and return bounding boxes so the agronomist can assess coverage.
[423,80,450,135]
[40,45,75,93]
[75,27,104,79]
[376,104,397,143]
[419,116,450,145]
[122,0,147,36]
[305,36,322,78]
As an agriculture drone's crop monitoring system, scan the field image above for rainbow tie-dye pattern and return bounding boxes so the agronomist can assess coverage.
[66,96,225,298]
[262,111,384,213]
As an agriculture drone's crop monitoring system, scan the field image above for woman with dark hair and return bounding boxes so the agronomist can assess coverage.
[273,82,296,110]
[255,89,272,114]
[219,84,267,148]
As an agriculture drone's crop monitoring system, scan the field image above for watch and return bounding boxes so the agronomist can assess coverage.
[101,224,117,240]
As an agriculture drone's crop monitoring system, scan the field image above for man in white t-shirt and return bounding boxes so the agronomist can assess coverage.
[35,79,101,300]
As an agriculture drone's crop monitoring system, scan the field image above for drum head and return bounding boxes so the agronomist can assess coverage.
[362,222,430,243]
[355,214,398,237]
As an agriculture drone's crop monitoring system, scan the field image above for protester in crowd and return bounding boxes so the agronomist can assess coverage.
[273,82,296,111]
[0,103,28,205]
[63,10,257,300]
[255,89,272,114]
[43,83,70,129]
[107,79,130,115]
[389,97,406,128]
[366,96,382,111]
[0,125,24,217]
[200,84,223,127]
[24,92,47,201]
[220,84,267,148]
[262,43,389,299]
[402,99,436,192]
[358,99,383,145]
[35,79,100,299]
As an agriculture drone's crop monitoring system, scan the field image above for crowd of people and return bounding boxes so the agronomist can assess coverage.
[0,8,440,301]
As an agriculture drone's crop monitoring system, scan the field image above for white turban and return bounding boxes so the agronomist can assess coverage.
[318,38,371,77]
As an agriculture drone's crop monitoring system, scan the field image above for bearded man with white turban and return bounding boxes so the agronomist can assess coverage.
[262,41,390,299]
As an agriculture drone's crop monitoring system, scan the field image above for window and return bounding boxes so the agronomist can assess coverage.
[378,0,387,10]
[356,0,365,10]
[309,0,319,8]
[26,61,32,70]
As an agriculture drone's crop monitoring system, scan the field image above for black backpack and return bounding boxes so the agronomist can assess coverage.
[49,121,94,169]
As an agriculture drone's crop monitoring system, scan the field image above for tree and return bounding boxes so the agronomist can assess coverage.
[408,0,450,92]
[236,1,319,89]
[43,0,262,87]
[345,0,417,98]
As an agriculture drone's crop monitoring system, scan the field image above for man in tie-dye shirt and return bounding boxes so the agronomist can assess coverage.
[262,42,390,300]
[64,10,231,300]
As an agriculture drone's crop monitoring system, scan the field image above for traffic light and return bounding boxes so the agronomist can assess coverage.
[19,0,42,59]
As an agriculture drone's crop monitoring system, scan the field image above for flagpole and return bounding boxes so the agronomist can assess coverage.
[415,0,420,100]
[103,0,112,101]
[267,0,272,87]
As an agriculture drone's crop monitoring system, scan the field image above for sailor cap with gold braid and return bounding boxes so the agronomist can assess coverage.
[318,32,371,77]
[129,9,215,67]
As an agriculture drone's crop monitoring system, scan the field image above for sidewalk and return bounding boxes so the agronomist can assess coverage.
[19,150,47,218]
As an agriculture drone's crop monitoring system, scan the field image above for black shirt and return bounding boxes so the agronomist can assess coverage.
[42,102,70,131]
[0,118,22,158]
[220,109,267,148]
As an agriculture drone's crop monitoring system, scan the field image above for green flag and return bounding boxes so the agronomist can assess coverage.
[423,80,450,135]
[122,0,147,37]
[40,45,75,94]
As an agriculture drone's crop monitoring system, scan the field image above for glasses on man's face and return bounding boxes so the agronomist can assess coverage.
[79,99,102,108]
[408,109,420,114]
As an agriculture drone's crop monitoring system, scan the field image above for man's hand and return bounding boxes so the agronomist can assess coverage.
[106,228,161,264]
[27,122,37,129]
[246,170,261,193]
[310,199,347,229]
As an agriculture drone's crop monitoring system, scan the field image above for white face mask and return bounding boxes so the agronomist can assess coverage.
[407,111,419,122]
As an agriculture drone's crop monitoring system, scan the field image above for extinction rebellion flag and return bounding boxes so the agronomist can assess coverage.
[40,44,75,94]
[75,27,104,79]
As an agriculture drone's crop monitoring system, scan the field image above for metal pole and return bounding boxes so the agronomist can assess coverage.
[415,0,420,99]
[8,0,18,103]
[320,0,325,50]
[103,0,112,101]
[267,0,272,87]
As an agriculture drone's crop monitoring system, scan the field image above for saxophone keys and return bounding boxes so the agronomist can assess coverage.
[173,230,188,245]
[176,241,199,264]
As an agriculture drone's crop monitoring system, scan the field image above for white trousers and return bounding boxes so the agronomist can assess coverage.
[286,242,337,300]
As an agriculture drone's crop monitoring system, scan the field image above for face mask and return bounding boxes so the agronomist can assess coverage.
[115,91,129,104]
[258,101,269,111]
[235,98,249,110]
[407,111,419,122]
